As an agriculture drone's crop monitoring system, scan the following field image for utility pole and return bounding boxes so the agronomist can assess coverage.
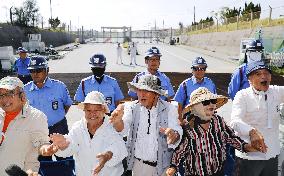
[194,6,196,24]
[49,0,52,20]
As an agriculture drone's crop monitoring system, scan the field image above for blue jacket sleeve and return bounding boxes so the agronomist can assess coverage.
[228,67,242,100]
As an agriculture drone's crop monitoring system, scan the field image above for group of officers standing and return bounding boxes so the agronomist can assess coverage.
[0,39,283,176]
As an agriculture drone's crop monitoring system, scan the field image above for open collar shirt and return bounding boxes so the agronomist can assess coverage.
[56,116,128,176]
[0,103,49,174]
[230,85,284,160]
[122,100,182,162]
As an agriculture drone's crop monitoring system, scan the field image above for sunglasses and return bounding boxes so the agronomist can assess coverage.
[192,67,206,71]
[201,99,217,106]
[30,68,45,73]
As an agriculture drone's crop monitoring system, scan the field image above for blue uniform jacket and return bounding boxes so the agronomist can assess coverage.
[24,77,73,126]
[74,75,124,112]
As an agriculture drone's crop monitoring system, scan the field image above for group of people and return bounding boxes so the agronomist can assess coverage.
[116,42,137,66]
[0,39,283,176]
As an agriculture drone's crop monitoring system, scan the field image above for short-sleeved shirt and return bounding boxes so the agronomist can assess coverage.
[13,57,31,75]
[227,64,250,100]
[24,77,73,126]
[0,104,49,173]
[174,76,216,108]
[74,75,124,112]
[128,70,175,100]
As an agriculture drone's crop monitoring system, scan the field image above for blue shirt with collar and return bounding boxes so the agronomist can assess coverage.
[74,75,124,112]
[174,76,216,108]
[24,77,73,126]
[228,63,250,100]
[13,57,31,75]
[128,70,175,100]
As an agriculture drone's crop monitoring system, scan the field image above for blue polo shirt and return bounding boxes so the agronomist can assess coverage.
[24,77,73,126]
[74,75,124,112]
[174,76,216,108]
[13,57,31,75]
[228,64,250,100]
[128,70,175,100]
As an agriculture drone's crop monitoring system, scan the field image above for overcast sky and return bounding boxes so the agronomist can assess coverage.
[1,0,283,30]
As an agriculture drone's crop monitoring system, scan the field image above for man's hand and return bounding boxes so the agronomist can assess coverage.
[50,133,70,150]
[26,169,39,176]
[166,167,176,176]
[160,127,180,144]
[93,151,113,176]
[109,104,124,132]
[244,143,267,153]
[40,144,58,156]
[249,129,267,153]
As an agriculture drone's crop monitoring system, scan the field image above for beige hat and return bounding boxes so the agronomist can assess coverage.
[127,74,168,96]
[183,87,228,113]
[78,91,110,113]
[0,76,24,90]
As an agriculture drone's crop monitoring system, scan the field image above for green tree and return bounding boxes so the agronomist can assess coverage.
[49,17,61,29]
[12,0,40,27]
[242,2,261,21]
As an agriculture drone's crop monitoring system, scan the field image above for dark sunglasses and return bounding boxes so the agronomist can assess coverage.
[201,99,217,106]
[192,67,206,71]
[30,68,45,73]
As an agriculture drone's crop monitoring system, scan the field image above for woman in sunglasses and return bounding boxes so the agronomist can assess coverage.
[166,87,265,176]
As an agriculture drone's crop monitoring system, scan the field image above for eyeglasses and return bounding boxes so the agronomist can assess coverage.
[0,90,19,100]
[201,99,217,106]
[30,68,45,73]
[192,67,206,71]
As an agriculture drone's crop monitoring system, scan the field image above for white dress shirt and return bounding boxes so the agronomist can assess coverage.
[230,86,284,160]
[122,101,182,162]
[56,116,127,176]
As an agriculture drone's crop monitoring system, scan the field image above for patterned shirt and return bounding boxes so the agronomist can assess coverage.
[171,114,247,176]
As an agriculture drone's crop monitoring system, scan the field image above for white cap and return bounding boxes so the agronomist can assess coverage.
[78,91,110,113]
[0,76,24,90]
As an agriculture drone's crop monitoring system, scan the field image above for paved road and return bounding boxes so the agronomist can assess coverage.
[49,43,237,73]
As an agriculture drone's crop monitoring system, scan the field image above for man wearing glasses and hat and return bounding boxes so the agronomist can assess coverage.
[0,76,57,174]
[47,91,128,176]
[174,56,216,123]
[230,61,284,176]
[13,47,32,84]
[111,74,183,176]
[166,87,264,176]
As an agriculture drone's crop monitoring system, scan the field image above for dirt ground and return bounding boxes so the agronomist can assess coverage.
[1,72,284,99]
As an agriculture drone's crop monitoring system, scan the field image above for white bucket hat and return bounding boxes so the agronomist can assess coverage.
[78,91,110,113]
[127,74,168,96]
[183,87,228,113]
[0,76,24,90]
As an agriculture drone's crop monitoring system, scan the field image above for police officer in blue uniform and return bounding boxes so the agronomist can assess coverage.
[228,39,264,100]
[24,56,74,173]
[174,56,216,121]
[13,47,32,84]
[74,53,124,113]
[128,46,175,101]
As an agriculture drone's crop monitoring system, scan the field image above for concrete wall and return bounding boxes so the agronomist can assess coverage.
[180,25,284,57]
[0,24,76,50]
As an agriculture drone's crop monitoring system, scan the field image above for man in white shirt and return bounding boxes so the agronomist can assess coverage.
[116,43,123,64]
[48,91,128,176]
[111,74,183,176]
[230,61,284,176]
